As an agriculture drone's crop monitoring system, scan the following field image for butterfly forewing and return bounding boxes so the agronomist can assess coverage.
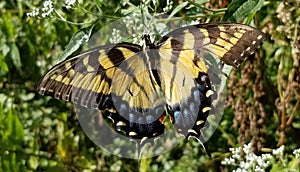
[38,43,142,109]
[158,23,266,68]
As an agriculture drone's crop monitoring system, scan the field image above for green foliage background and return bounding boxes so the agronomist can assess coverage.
[0,0,299,171]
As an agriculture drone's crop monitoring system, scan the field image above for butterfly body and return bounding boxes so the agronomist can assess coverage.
[38,22,265,158]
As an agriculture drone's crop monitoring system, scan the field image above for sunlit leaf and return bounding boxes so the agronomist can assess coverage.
[168,2,189,19]
[293,122,300,129]
[94,0,103,14]
[2,13,15,40]
[0,58,9,72]
[1,44,10,57]
[28,156,39,170]
[8,42,21,71]
[19,93,35,101]
[58,26,94,62]
[2,108,24,143]
[222,0,264,22]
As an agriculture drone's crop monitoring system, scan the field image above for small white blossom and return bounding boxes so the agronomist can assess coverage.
[221,157,235,165]
[293,148,300,158]
[163,0,173,13]
[132,33,140,45]
[273,145,285,156]
[243,143,252,154]
[41,0,54,17]
[65,0,76,9]
[110,29,122,44]
[27,7,40,17]
[254,166,264,172]
[257,153,272,168]
[240,161,251,169]
[233,168,247,172]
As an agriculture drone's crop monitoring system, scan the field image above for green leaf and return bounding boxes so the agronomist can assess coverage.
[2,13,15,41]
[12,111,24,142]
[0,58,9,72]
[58,26,94,62]
[8,42,21,71]
[2,109,13,142]
[2,108,24,143]
[94,0,103,14]
[293,122,300,129]
[1,44,10,57]
[288,158,300,171]
[222,0,265,22]
[19,93,35,101]
[168,2,189,20]
[28,156,39,170]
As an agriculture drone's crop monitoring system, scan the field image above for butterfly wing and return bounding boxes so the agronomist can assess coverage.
[108,51,167,138]
[156,22,265,150]
[37,43,167,147]
[157,22,266,68]
[38,43,142,110]
[157,43,213,150]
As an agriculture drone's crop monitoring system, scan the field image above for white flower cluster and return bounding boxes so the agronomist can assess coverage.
[272,145,285,156]
[110,29,122,44]
[163,0,174,13]
[65,0,76,9]
[293,148,300,159]
[109,12,159,45]
[27,0,54,18]
[221,143,272,172]
[27,7,39,17]
[27,0,76,18]
[41,0,54,17]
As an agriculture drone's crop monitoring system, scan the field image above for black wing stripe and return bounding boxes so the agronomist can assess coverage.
[169,39,183,103]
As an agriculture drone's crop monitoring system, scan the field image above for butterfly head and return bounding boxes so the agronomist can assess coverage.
[142,35,155,50]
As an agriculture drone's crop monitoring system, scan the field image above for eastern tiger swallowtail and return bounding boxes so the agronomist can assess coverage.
[37,22,265,159]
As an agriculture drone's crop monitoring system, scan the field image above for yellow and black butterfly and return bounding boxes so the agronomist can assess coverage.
[38,22,265,158]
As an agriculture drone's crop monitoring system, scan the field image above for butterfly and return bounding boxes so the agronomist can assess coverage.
[37,22,265,159]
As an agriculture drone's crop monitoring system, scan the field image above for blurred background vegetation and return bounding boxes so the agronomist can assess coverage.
[0,0,299,171]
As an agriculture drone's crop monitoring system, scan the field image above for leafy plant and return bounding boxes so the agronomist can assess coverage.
[0,0,299,171]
